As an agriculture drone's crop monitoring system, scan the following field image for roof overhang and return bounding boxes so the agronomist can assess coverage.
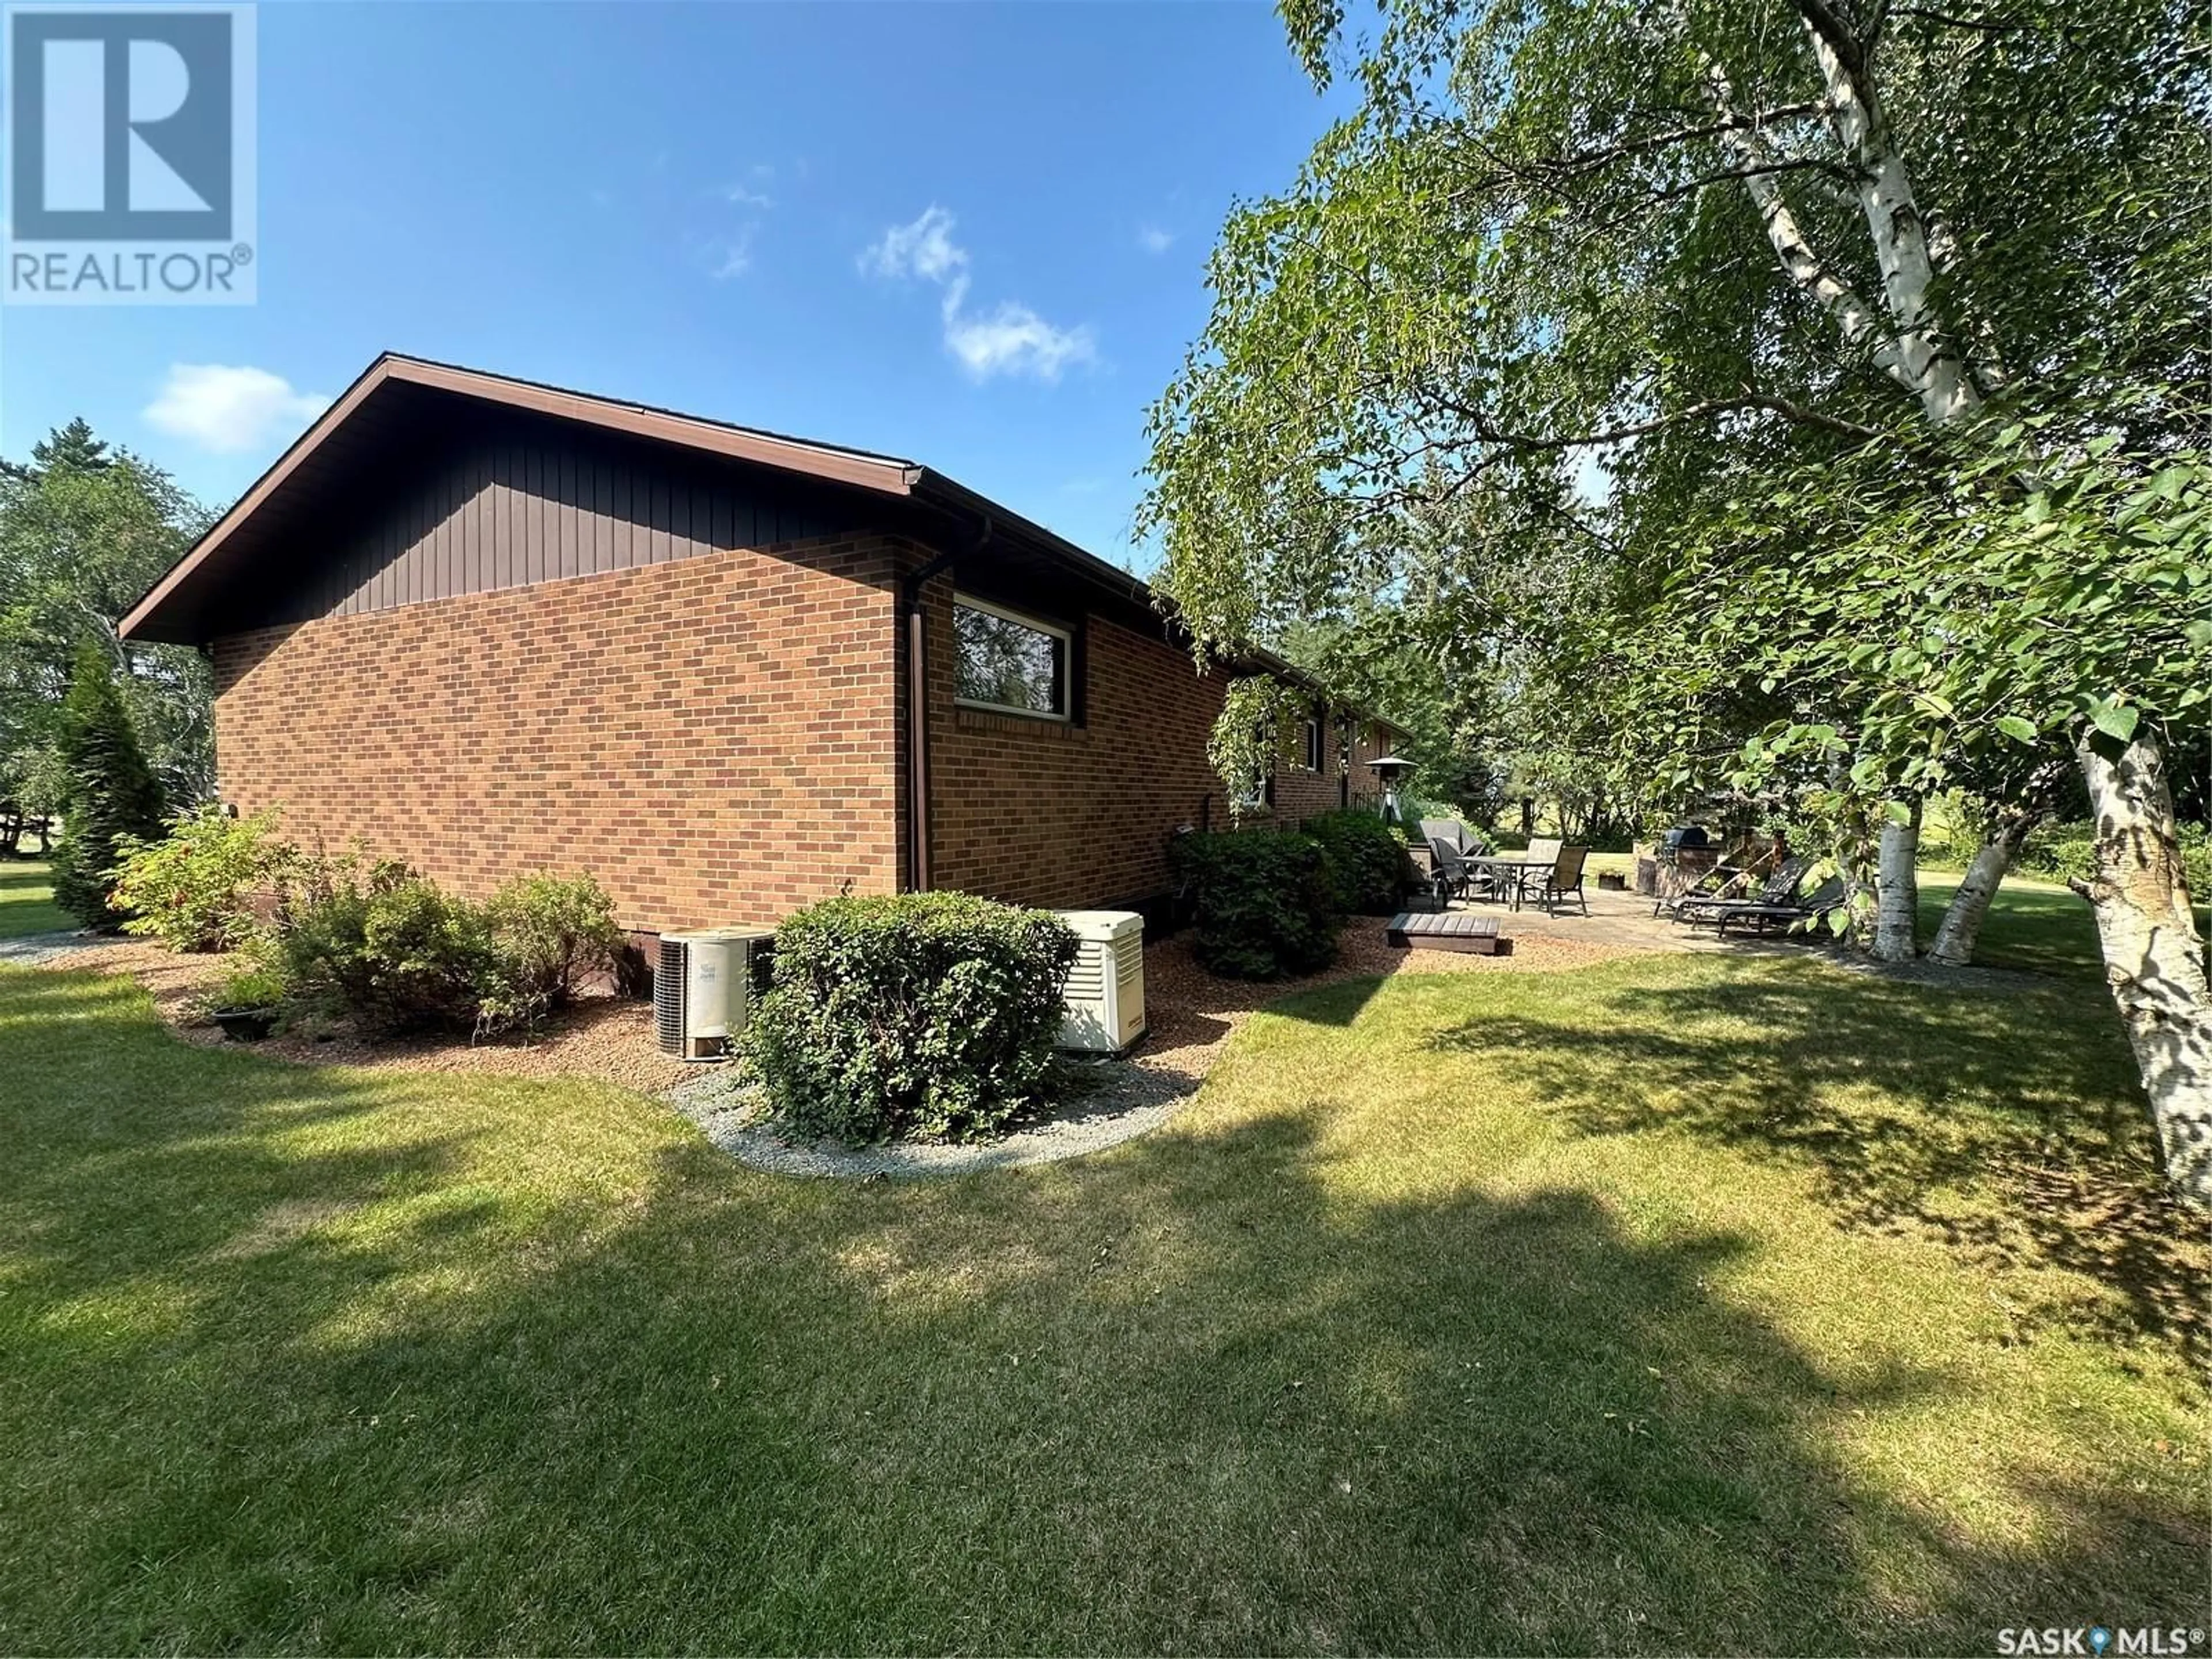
[118,353,925,645]
[114,351,1410,743]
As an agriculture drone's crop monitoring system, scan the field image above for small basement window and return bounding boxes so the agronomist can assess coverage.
[954,595,1071,720]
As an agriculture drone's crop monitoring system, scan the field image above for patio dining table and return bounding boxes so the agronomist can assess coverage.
[1464,854,1555,912]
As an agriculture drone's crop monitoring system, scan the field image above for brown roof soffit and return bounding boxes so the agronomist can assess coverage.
[118,353,925,643]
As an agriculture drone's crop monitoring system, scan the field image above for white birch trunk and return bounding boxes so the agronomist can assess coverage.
[1871,800,1921,962]
[1927,819,2032,967]
[1797,24,1981,425]
[2077,732,2212,1207]
[1713,22,2212,1196]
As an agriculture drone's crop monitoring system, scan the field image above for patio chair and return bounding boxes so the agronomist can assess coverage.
[1508,836,1562,907]
[1419,817,1471,855]
[1535,844,1590,915]
[1670,854,1810,926]
[1713,875,1849,938]
[1426,836,1494,907]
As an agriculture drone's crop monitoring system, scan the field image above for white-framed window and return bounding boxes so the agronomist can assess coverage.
[953,594,1072,720]
[1301,715,1324,772]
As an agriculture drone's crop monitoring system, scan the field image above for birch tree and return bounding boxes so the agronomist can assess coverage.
[1143,0,2212,1198]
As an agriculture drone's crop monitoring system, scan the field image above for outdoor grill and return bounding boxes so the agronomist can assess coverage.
[1641,824,1718,899]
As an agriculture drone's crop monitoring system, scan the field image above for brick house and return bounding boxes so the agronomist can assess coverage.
[119,354,1403,937]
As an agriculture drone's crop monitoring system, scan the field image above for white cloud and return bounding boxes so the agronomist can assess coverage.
[720,182,774,210]
[861,205,1094,382]
[945,301,1096,382]
[143,364,329,454]
[860,204,969,285]
[1137,224,1175,255]
[710,225,756,281]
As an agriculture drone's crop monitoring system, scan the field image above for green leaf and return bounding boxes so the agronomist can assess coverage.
[2090,701,2139,744]
[1994,715,2039,744]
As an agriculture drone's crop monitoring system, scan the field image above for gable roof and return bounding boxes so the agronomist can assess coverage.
[116,351,1402,736]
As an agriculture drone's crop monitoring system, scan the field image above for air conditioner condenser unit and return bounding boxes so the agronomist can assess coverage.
[1054,910,1146,1054]
[655,927,775,1060]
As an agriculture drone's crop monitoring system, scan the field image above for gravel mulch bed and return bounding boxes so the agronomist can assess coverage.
[669,1055,1197,1180]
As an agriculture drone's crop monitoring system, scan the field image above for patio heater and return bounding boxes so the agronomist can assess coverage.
[1367,755,1419,825]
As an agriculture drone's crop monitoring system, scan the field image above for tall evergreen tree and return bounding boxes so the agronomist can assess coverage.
[49,645,166,930]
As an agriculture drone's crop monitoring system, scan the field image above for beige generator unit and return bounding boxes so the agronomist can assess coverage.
[655,927,775,1060]
[1054,910,1146,1054]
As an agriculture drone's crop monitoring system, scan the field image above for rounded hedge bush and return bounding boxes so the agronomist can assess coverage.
[1169,829,1342,980]
[745,892,1080,1145]
[1302,809,1416,914]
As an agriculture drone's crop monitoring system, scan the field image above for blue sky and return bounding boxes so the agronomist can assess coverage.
[1,1,1357,572]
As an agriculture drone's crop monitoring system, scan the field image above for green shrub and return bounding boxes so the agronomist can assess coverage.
[207,960,287,1014]
[745,892,1079,1145]
[50,646,166,930]
[1302,809,1415,914]
[483,872,624,1024]
[1169,830,1342,980]
[109,804,293,952]
[267,855,624,1039]
[272,860,496,1038]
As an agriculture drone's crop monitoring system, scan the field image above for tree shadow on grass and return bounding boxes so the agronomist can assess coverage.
[1424,959,2208,1368]
[2,959,2205,1652]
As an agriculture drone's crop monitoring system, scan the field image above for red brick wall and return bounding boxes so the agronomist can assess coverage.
[915,582,1394,911]
[211,533,904,932]
[921,581,1233,910]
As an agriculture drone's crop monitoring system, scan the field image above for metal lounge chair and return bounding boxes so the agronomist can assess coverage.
[1713,875,1849,938]
[1419,817,1470,855]
[1670,854,1809,926]
[1651,857,1747,918]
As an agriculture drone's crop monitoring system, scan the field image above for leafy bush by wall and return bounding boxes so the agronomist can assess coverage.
[1302,810,1415,914]
[271,857,624,1039]
[1169,830,1342,980]
[483,872,626,1025]
[272,860,495,1037]
[109,804,293,952]
[745,892,1078,1144]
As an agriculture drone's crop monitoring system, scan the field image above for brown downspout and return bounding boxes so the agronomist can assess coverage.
[899,515,991,893]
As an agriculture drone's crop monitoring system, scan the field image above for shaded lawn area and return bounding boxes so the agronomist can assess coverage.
[1917,874,2105,980]
[2,952,2206,1653]
[0,861,69,939]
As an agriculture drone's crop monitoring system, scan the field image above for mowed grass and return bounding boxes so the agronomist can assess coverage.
[5,925,2208,1654]
[0,861,69,939]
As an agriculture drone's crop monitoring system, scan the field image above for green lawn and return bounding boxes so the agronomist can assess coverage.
[2,916,2204,1651]
[0,861,70,939]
